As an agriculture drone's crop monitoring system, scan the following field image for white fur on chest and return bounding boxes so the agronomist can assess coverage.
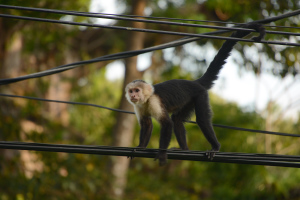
[134,94,164,122]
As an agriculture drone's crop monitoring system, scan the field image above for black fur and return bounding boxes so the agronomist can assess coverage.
[138,116,153,148]
[137,23,265,165]
[197,23,265,89]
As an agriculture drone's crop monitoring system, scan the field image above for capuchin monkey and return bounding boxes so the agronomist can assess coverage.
[125,23,265,166]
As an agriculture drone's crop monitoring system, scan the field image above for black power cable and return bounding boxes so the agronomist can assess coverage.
[83,12,300,30]
[0,93,299,137]
[0,141,300,168]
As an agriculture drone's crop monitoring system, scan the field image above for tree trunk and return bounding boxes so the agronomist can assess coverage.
[109,0,146,199]
[0,18,6,77]
[46,47,79,126]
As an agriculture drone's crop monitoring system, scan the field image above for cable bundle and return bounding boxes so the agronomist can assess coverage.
[1,141,300,168]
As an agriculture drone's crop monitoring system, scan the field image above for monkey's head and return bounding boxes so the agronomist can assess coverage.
[125,80,154,105]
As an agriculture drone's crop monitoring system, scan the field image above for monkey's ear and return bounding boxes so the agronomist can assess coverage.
[142,83,154,99]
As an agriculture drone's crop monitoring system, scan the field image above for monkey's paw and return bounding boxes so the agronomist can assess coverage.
[127,146,147,160]
[205,150,219,160]
[154,150,168,166]
[127,148,136,160]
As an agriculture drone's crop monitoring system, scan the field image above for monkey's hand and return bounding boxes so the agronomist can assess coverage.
[243,23,266,42]
[155,150,168,166]
[127,146,147,160]
[127,148,137,160]
[205,150,219,160]
[251,24,265,42]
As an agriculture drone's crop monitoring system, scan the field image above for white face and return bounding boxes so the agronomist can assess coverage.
[125,80,154,106]
[127,87,143,104]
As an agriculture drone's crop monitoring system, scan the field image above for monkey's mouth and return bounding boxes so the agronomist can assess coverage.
[131,99,138,103]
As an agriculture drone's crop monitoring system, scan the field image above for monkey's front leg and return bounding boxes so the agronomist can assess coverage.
[128,117,153,160]
[137,117,153,148]
[156,118,173,166]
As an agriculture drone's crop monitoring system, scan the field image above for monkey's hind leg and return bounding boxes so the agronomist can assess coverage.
[194,93,221,159]
[171,103,194,150]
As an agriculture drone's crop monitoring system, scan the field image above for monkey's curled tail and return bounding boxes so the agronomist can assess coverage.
[196,23,265,90]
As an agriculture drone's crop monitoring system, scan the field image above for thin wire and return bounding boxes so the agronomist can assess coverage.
[1,93,299,137]
[97,12,242,25]
[2,13,300,46]
[0,5,250,32]
[186,121,299,137]
[1,141,300,168]
[1,5,300,33]
[77,10,300,30]
[0,93,133,114]
[63,13,300,36]
[0,5,241,26]
[95,13,300,30]
[266,24,300,29]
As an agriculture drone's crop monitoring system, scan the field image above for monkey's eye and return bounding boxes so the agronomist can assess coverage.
[129,89,133,93]
[135,89,140,92]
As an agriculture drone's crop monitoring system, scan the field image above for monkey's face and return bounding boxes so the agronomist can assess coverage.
[128,87,143,104]
[125,80,154,106]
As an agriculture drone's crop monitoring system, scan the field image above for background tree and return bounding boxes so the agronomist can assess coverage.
[109,1,146,199]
